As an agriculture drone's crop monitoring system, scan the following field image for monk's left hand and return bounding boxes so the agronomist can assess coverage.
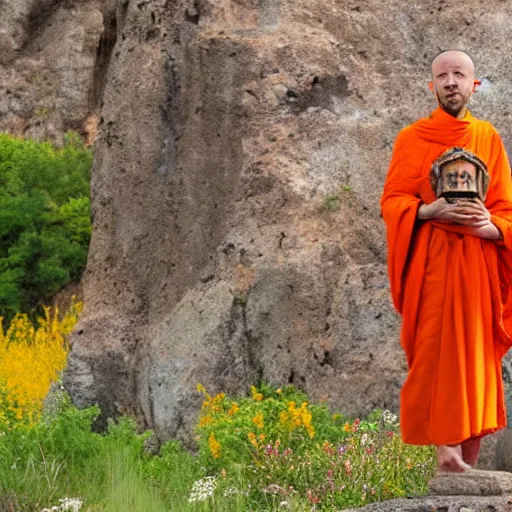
[454,200,502,239]
[468,221,502,240]
[452,199,490,226]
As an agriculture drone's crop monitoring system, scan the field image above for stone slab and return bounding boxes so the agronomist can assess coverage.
[428,469,512,497]
[343,494,512,512]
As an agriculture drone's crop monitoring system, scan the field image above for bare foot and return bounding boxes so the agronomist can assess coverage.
[461,437,481,467]
[436,444,471,472]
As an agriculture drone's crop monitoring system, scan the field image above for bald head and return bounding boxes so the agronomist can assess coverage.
[431,50,475,79]
[430,49,477,119]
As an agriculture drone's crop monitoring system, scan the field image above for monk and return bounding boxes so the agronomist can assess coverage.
[381,49,512,473]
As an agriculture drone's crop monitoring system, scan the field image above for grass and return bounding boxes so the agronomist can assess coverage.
[0,383,436,511]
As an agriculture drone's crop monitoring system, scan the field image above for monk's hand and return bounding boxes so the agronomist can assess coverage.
[468,220,502,240]
[464,201,501,239]
[451,199,491,226]
[418,198,477,224]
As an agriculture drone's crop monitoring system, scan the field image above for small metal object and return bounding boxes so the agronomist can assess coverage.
[430,147,490,203]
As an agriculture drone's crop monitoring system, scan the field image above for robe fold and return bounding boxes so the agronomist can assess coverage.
[381,107,512,446]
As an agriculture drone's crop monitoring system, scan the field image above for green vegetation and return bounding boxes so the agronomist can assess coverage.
[0,133,92,320]
[195,383,434,510]
[322,185,352,212]
[0,383,436,511]
[0,400,202,512]
[323,193,341,211]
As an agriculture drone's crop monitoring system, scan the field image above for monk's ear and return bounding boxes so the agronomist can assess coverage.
[428,81,434,93]
[473,79,481,92]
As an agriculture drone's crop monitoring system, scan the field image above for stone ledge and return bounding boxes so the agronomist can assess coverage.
[343,494,512,512]
[343,471,512,511]
[429,469,512,497]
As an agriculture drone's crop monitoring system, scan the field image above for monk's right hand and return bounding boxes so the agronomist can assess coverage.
[418,198,477,224]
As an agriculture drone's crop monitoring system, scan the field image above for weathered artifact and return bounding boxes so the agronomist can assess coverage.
[430,147,490,202]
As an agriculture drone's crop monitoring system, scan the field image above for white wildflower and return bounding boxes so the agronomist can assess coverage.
[361,433,369,446]
[382,410,398,425]
[188,476,217,503]
[40,497,83,512]
[58,497,83,512]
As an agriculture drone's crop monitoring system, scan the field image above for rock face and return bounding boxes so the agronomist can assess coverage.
[0,0,104,143]
[60,0,512,443]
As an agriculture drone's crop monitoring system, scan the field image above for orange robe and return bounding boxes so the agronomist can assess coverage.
[381,107,512,446]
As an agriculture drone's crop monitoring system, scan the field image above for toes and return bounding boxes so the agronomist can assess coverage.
[439,456,471,473]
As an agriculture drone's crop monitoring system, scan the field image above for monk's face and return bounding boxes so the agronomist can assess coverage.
[430,51,476,118]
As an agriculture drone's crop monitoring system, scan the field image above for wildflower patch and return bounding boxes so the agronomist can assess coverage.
[195,382,436,510]
[0,301,82,425]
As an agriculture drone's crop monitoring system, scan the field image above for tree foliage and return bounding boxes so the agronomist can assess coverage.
[0,133,92,319]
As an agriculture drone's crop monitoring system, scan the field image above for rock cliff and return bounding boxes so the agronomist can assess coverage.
[3,0,512,448]
[0,0,104,142]
[64,0,512,442]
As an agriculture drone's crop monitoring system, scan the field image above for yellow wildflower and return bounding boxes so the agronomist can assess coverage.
[208,433,221,459]
[209,392,225,412]
[197,383,213,409]
[213,392,226,403]
[248,432,259,449]
[250,386,263,402]
[299,402,315,438]
[0,302,81,423]
[343,422,351,432]
[252,412,264,429]
[227,402,239,416]
[199,389,225,412]
[199,415,213,427]
[278,401,314,438]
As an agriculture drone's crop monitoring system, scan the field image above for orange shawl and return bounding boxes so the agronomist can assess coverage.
[381,107,512,445]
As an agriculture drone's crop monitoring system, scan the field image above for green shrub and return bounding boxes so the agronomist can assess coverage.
[0,133,92,320]
[195,382,436,510]
[0,396,201,511]
[0,402,103,508]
